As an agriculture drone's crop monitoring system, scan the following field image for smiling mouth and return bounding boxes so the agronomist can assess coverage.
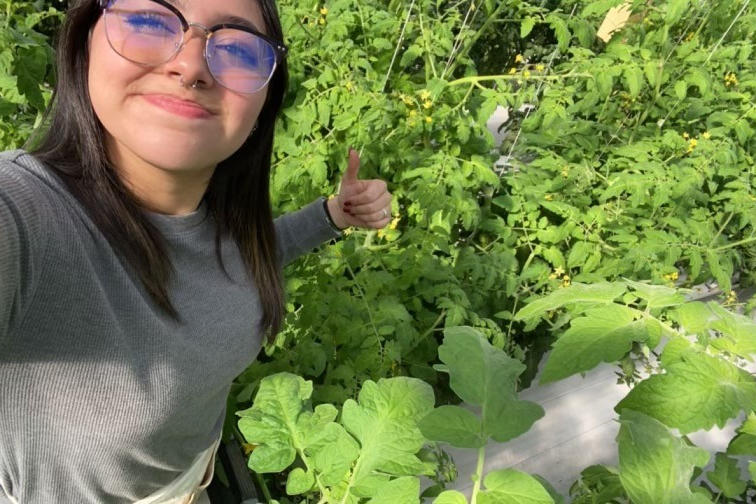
[142,95,213,119]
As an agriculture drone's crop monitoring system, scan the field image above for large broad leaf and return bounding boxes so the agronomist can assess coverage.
[708,303,756,360]
[418,405,485,448]
[342,377,435,493]
[539,305,655,383]
[307,422,360,486]
[477,469,555,504]
[514,282,627,323]
[616,351,756,434]
[366,476,420,504]
[727,413,756,457]
[623,279,687,310]
[617,410,711,504]
[707,453,747,499]
[237,373,315,473]
[434,490,468,504]
[430,327,544,443]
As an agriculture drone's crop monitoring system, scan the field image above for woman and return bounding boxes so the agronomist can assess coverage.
[0,0,392,502]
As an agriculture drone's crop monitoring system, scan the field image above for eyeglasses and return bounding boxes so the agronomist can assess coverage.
[97,0,288,94]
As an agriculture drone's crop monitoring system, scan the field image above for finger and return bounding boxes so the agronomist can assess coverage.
[344,192,392,218]
[341,148,361,184]
[341,180,388,206]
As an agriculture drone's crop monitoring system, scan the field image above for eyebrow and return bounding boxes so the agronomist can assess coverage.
[161,0,264,33]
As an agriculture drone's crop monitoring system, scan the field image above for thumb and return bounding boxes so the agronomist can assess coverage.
[341,148,361,184]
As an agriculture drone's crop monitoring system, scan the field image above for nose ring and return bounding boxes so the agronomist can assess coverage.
[179,75,198,89]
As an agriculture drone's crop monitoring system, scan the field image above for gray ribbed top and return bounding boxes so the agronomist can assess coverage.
[0,151,339,503]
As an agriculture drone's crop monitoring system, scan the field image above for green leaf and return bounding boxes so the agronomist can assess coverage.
[708,453,747,498]
[540,305,651,383]
[749,462,756,483]
[521,17,536,38]
[418,405,485,448]
[623,279,686,310]
[437,327,544,443]
[727,413,756,456]
[237,373,313,473]
[514,282,628,323]
[618,410,711,504]
[674,80,687,100]
[708,303,756,359]
[477,469,555,504]
[434,490,468,504]
[367,476,420,504]
[342,377,436,491]
[666,0,691,25]
[672,302,711,336]
[616,352,756,434]
[308,422,360,486]
[286,468,315,495]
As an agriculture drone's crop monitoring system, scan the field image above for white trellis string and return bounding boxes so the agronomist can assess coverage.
[381,0,418,93]
[442,0,479,80]
[706,0,750,63]
[497,4,579,183]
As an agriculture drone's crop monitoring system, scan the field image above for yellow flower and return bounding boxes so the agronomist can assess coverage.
[409,109,417,118]
[523,70,531,79]
[554,266,565,277]
[419,90,431,101]
[389,216,400,230]
[689,138,698,148]
[515,54,524,64]
[343,227,354,236]
[682,132,690,140]
[508,67,517,75]
[725,72,739,87]
[535,64,545,72]
[423,99,433,109]
[544,194,554,201]
[702,131,711,139]
[425,116,433,124]
[319,6,328,15]
[318,17,325,25]
[562,276,571,288]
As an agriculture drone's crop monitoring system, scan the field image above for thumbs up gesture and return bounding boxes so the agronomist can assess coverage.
[326,149,393,230]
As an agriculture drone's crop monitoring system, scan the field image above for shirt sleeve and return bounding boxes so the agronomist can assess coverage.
[0,165,47,343]
[274,198,342,267]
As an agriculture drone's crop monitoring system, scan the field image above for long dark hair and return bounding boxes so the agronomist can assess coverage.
[29,0,289,336]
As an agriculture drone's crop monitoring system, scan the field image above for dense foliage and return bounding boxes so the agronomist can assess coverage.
[2,0,755,502]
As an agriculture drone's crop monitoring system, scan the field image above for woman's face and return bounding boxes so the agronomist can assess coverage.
[88,0,270,181]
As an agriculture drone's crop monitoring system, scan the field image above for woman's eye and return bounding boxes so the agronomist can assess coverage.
[123,11,178,35]
[215,43,261,68]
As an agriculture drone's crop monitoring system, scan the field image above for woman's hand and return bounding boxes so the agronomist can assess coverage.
[327,149,392,230]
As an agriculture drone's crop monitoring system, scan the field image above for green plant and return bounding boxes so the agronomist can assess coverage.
[516,280,756,503]
[0,0,61,149]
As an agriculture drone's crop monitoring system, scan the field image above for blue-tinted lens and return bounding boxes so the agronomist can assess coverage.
[207,31,277,94]
[104,0,183,65]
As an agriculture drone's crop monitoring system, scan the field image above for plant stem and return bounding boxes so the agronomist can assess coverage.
[469,445,487,504]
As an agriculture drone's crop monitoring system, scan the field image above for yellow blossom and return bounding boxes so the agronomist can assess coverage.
[523,70,531,79]
[320,6,328,15]
[689,138,698,148]
[682,132,690,140]
[425,116,433,124]
[554,266,565,277]
[536,64,545,72]
[544,194,554,201]
[702,131,711,139]
[562,276,571,288]
[343,227,354,236]
[423,99,433,109]
[409,109,417,118]
[549,273,558,280]
[508,67,517,75]
[725,72,739,87]
[318,17,325,25]
[419,90,431,101]
[389,216,400,230]
[515,54,524,64]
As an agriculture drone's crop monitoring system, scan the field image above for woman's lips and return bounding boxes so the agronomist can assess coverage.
[142,94,213,119]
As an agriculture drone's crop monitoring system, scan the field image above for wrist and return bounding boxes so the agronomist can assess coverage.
[324,197,348,231]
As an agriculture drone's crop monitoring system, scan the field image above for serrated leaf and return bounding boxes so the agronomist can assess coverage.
[707,303,756,359]
[618,410,710,504]
[477,469,555,504]
[576,465,626,502]
[672,302,711,336]
[237,373,313,473]
[514,282,627,323]
[708,453,747,498]
[616,352,756,434]
[666,0,691,25]
[367,476,420,504]
[623,279,686,310]
[540,305,651,383]
[419,405,485,448]
[434,490,468,504]
[342,377,435,491]
[438,327,544,443]
[308,423,360,486]
[286,468,315,495]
